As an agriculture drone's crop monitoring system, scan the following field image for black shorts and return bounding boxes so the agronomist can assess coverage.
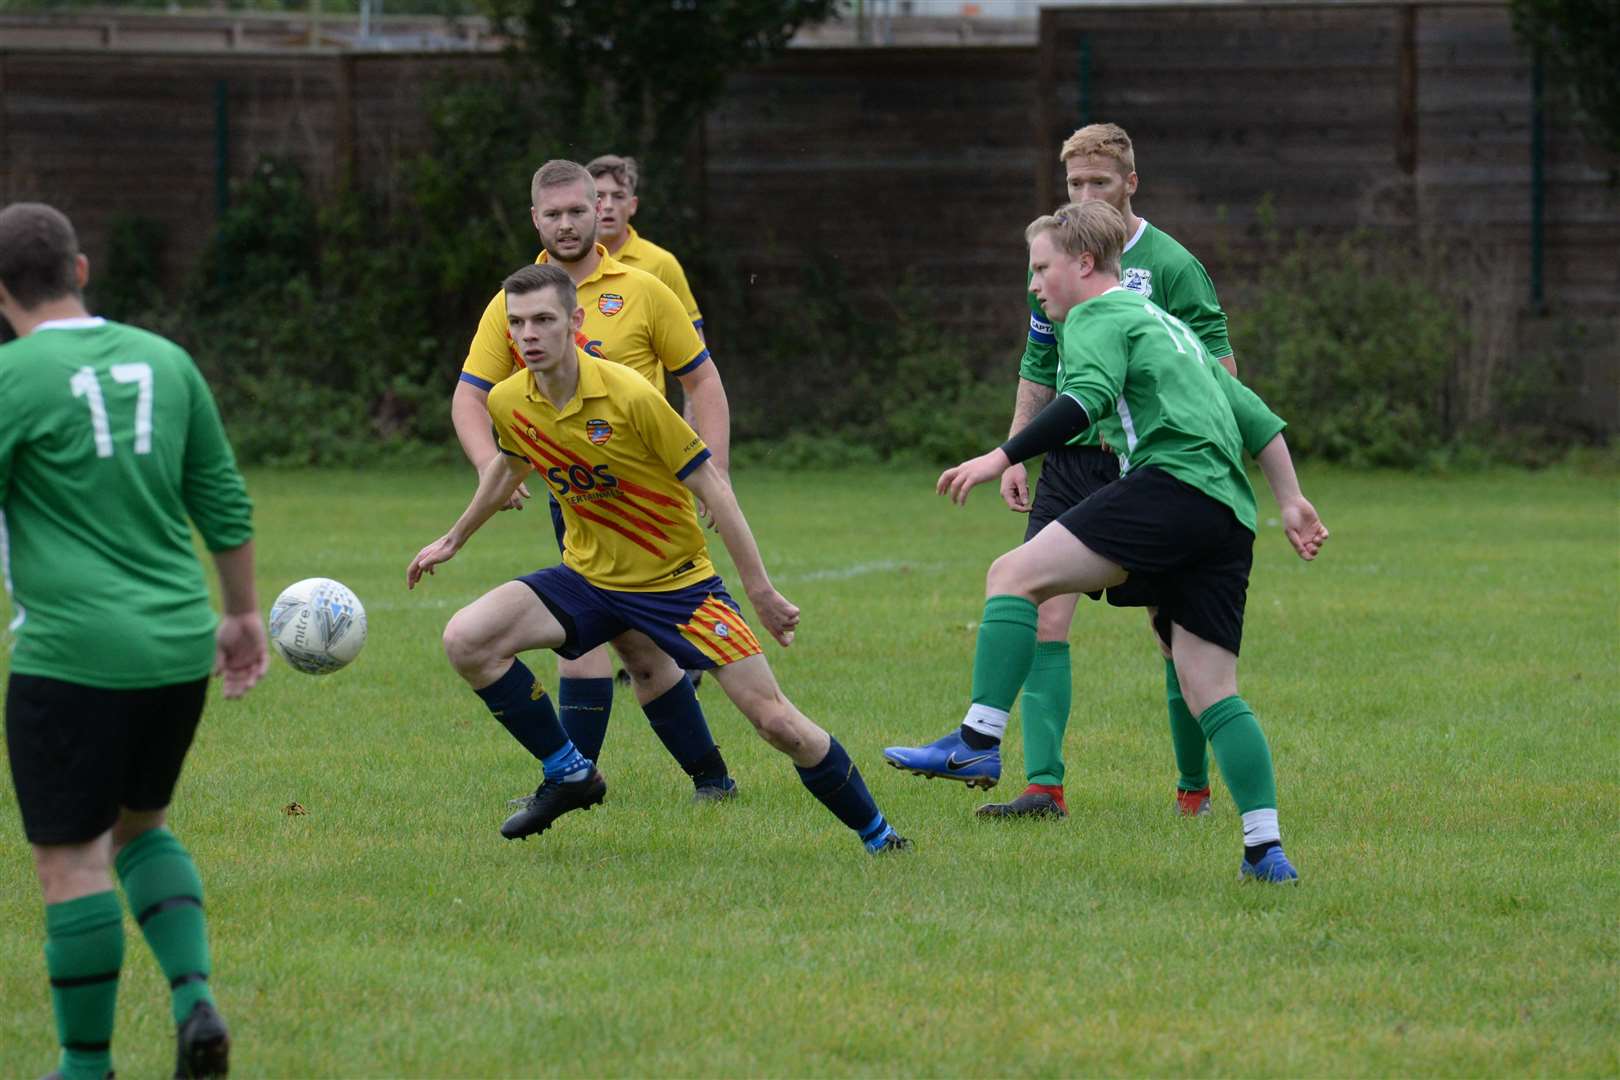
[1055,466,1254,655]
[1025,444,1121,601]
[6,674,209,845]
[1025,444,1121,540]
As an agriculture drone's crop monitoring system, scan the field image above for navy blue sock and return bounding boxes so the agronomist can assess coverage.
[474,660,568,761]
[796,738,890,845]
[644,675,725,780]
[559,677,614,762]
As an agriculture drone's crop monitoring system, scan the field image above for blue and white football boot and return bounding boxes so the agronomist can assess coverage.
[1239,846,1300,883]
[883,729,1001,790]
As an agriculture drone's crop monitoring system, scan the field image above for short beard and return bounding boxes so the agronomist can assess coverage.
[544,224,597,264]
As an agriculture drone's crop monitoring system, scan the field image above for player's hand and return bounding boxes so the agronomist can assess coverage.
[407,534,460,588]
[214,612,269,699]
[1000,462,1032,512]
[500,480,532,512]
[694,496,717,531]
[1279,496,1329,561]
[938,449,1011,506]
[747,586,801,647]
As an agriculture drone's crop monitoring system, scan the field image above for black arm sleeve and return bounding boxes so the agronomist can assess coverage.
[998,394,1091,466]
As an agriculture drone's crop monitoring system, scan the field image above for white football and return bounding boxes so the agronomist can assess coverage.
[267,577,367,675]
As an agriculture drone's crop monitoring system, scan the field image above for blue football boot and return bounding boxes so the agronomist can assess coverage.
[882,729,1001,790]
[1239,846,1300,883]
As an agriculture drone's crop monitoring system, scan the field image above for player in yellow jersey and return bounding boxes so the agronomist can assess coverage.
[449,160,735,806]
[410,263,908,853]
[585,154,704,336]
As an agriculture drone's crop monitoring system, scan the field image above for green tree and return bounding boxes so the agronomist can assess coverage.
[1511,0,1620,154]
[485,0,839,167]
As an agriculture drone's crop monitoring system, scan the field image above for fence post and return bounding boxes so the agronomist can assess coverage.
[214,79,230,219]
[1076,30,1092,130]
[1530,49,1546,312]
[334,53,356,191]
[1396,2,1417,176]
[0,54,8,205]
[1036,7,1057,211]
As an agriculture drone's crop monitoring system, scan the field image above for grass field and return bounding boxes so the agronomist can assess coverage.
[2,463,1617,1077]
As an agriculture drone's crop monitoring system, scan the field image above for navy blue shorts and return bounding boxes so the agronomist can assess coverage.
[517,565,764,670]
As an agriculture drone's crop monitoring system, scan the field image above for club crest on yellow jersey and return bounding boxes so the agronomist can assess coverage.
[598,293,626,317]
[586,419,614,445]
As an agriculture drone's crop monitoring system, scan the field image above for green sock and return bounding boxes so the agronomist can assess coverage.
[1166,659,1210,791]
[1021,641,1071,786]
[116,829,214,1024]
[45,890,124,1080]
[970,595,1040,713]
[1197,695,1277,813]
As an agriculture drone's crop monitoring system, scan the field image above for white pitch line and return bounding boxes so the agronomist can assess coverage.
[777,559,956,583]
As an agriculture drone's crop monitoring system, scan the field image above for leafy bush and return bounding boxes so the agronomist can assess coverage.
[1234,231,1470,467]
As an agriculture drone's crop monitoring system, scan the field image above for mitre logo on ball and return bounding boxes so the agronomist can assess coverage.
[268,577,368,675]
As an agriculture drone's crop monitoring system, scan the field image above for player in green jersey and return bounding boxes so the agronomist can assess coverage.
[885,122,1241,819]
[934,200,1327,880]
[1,202,264,1078]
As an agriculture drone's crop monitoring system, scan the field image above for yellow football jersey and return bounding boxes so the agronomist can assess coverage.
[460,244,707,394]
[614,226,703,330]
[490,349,715,593]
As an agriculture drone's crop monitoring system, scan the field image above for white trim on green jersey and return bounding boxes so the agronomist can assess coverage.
[35,317,106,332]
[1122,216,1150,255]
[0,508,21,636]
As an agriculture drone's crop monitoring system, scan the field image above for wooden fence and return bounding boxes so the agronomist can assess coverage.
[2,1,1614,429]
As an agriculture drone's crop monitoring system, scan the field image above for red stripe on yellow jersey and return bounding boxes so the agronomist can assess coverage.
[488,350,716,593]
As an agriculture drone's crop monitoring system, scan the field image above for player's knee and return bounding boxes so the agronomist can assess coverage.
[33,843,112,903]
[743,694,797,749]
[616,647,676,688]
[985,553,1032,599]
[441,615,494,679]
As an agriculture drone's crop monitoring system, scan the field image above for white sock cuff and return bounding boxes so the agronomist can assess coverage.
[1241,808,1280,846]
[963,703,1009,740]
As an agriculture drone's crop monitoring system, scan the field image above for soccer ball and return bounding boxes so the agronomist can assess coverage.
[268,577,367,675]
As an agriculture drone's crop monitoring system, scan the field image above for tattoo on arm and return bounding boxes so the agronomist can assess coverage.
[1010,379,1057,437]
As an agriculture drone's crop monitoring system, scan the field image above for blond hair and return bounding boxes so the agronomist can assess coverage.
[1059,122,1135,176]
[530,159,595,206]
[1024,201,1126,277]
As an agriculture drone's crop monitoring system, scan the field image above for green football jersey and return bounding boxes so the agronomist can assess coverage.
[1018,218,1233,448]
[1055,288,1284,534]
[0,318,253,688]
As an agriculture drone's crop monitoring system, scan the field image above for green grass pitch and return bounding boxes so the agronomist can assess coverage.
[2,463,1616,1076]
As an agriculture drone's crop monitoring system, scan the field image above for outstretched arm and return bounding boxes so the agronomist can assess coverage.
[408,453,533,587]
[1254,433,1329,561]
[683,461,799,646]
[939,393,1091,506]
